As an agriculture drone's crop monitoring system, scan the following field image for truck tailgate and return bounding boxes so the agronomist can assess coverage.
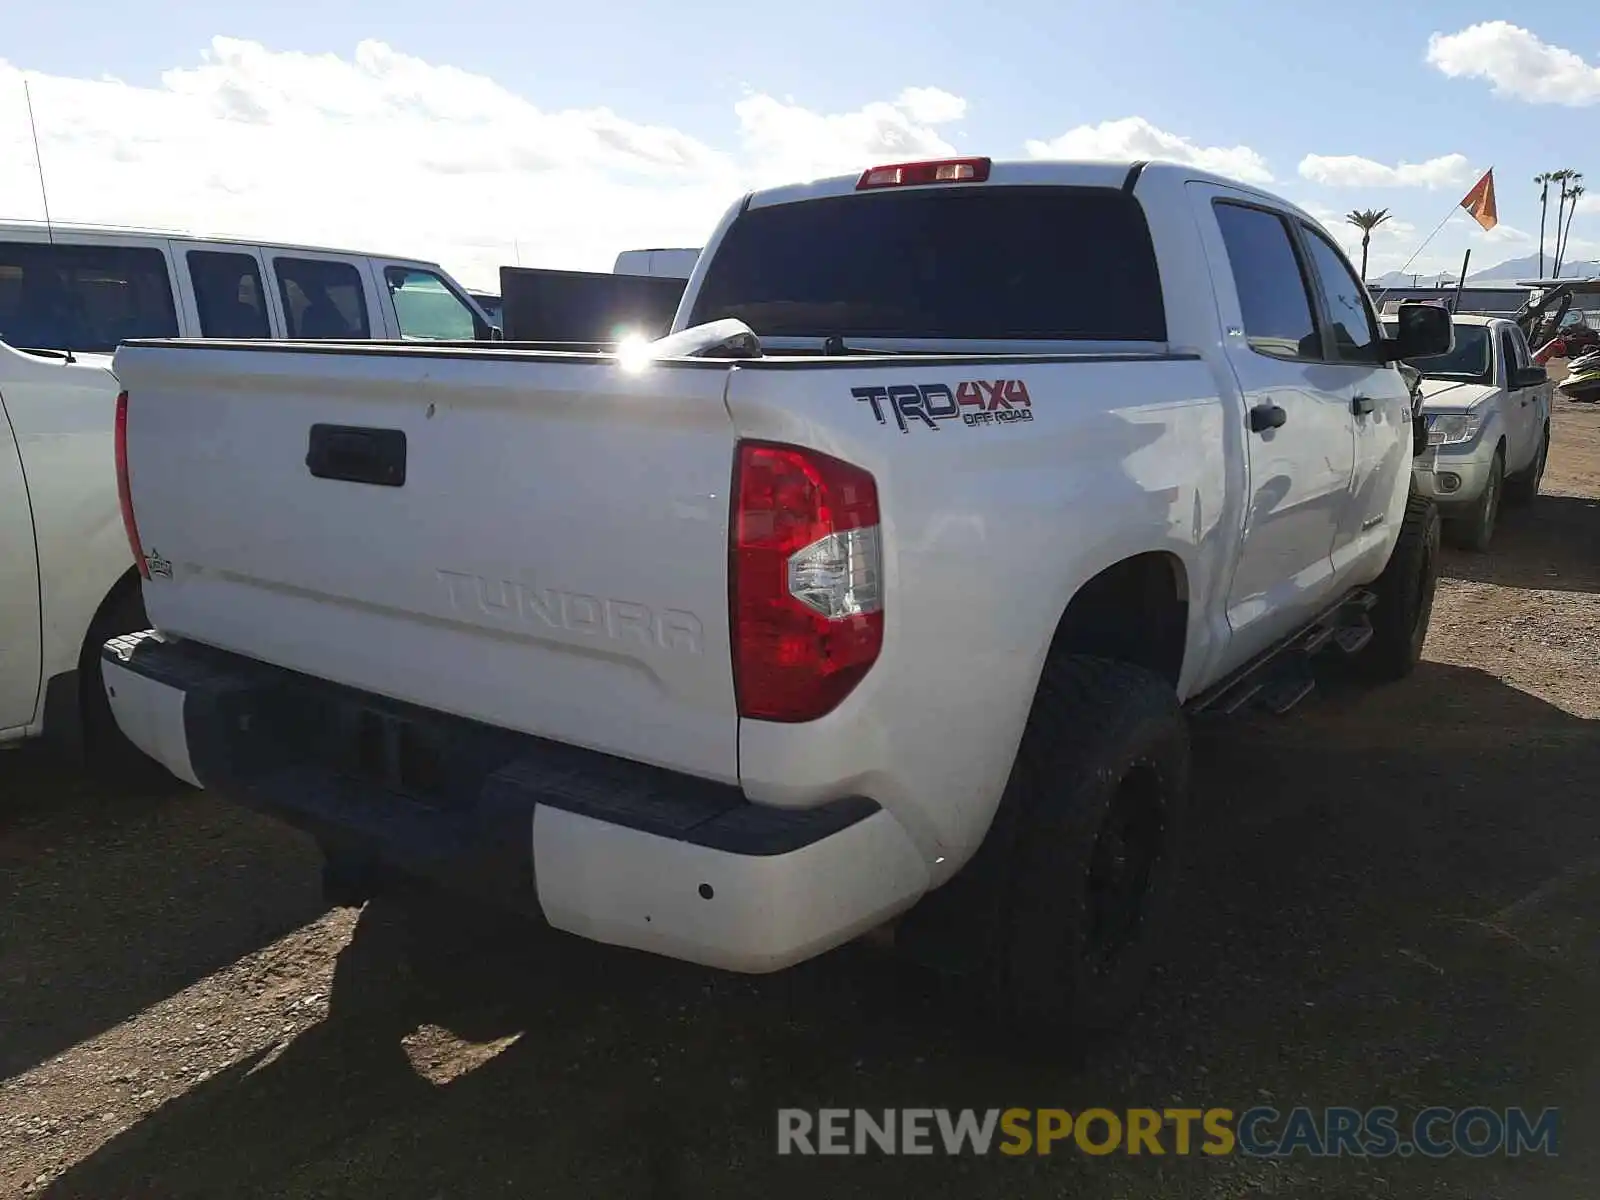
[113,343,740,783]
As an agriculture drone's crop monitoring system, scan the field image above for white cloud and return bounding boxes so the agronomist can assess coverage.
[1557,235,1600,264]
[0,38,970,290]
[893,87,967,125]
[1024,116,1272,185]
[1426,21,1600,105]
[1301,203,1416,241]
[1297,153,1474,189]
[731,88,960,184]
[1477,222,1535,246]
[1296,201,1418,270]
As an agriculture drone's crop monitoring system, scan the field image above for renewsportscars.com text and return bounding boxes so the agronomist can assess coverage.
[776,1106,1560,1158]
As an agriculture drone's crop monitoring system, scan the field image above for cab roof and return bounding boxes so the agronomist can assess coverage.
[743,158,1320,224]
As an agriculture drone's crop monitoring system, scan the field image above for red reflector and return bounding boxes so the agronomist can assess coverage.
[731,442,883,722]
[856,156,992,190]
[114,390,149,580]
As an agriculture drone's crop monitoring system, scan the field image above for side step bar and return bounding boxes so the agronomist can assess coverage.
[1186,589,1378,718]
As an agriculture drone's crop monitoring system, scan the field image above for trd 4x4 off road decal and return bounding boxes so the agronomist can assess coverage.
[852,380,1034,432]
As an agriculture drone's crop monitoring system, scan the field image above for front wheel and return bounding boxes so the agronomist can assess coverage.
[1448,447,1503,552]
[1349,493,1441,683]
[991,656,1190,1034]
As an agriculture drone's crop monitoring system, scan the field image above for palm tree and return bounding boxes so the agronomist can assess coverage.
[1536,172,1555,277]
[1550,169,1576,276]
[1345,208,1392,282]
[1557,181,1585,277]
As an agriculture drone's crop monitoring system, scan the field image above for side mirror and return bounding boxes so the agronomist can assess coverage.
[1512,364,1548,389]
[488,324,505,341]
[1383,302,1453,361]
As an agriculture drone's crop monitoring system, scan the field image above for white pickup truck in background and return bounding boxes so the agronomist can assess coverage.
[103,158,1453,1030]
[1381,312,1553,551]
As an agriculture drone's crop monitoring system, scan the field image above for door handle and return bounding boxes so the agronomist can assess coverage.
[1249,402,1288,433]
[1351,395,1375,416]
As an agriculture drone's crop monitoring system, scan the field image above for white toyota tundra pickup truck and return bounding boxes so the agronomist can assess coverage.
[103,158,1453,1029]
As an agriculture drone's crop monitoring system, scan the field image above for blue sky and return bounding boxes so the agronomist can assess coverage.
[2,1,1596,289]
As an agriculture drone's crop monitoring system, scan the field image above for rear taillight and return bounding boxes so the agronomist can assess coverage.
[856,156,992,190]
[114,390,148,580]
[731,442,883,722]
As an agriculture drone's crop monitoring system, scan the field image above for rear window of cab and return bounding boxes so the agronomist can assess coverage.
[689,185,1167,343]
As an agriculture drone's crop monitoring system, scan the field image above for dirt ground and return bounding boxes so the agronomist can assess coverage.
[4,401,1599,1199]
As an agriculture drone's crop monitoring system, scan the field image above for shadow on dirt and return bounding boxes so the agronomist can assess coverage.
[1441,493,1600,594]
[0,745,327,1082]
[38,661,1600,1200]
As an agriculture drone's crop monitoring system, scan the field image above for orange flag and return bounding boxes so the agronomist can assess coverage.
[1460,169,1498,231]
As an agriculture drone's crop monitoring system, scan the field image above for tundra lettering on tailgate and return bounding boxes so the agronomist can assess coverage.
[853,380,1035,433]
[436,569,703,654]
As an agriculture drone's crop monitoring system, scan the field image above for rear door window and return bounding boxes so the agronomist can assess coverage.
[0,241,178,353]
[274,257,371,339]
[187,250,271,338]
[689,186,1167,341]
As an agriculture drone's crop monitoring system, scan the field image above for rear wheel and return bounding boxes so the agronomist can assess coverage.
[79,582,177,790]
[990,656,1190,1034]
[1448,446,1503,553]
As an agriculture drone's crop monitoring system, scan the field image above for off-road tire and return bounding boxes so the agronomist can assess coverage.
[1503,425,1549,506]
[1448,446,1503,552]
[990,656,1190,1034]
[79,583,179,791]
[1350,493,1441,683]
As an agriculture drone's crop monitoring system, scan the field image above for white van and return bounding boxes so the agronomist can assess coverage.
[0,222,493,774]
[0,221,496,348]
[611,247,700,280]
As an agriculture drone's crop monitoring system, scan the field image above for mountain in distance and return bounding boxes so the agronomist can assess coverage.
[1370,254,1600,289]
[1466,253,1600,283]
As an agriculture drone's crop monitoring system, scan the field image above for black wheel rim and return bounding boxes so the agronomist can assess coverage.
[1083,761,1166,973]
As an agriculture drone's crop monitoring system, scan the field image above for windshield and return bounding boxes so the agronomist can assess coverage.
[689,185,1167,342]
[1382,319,1492,381]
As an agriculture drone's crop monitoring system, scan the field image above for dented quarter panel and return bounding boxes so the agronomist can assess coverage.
[723,354,1225,869]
